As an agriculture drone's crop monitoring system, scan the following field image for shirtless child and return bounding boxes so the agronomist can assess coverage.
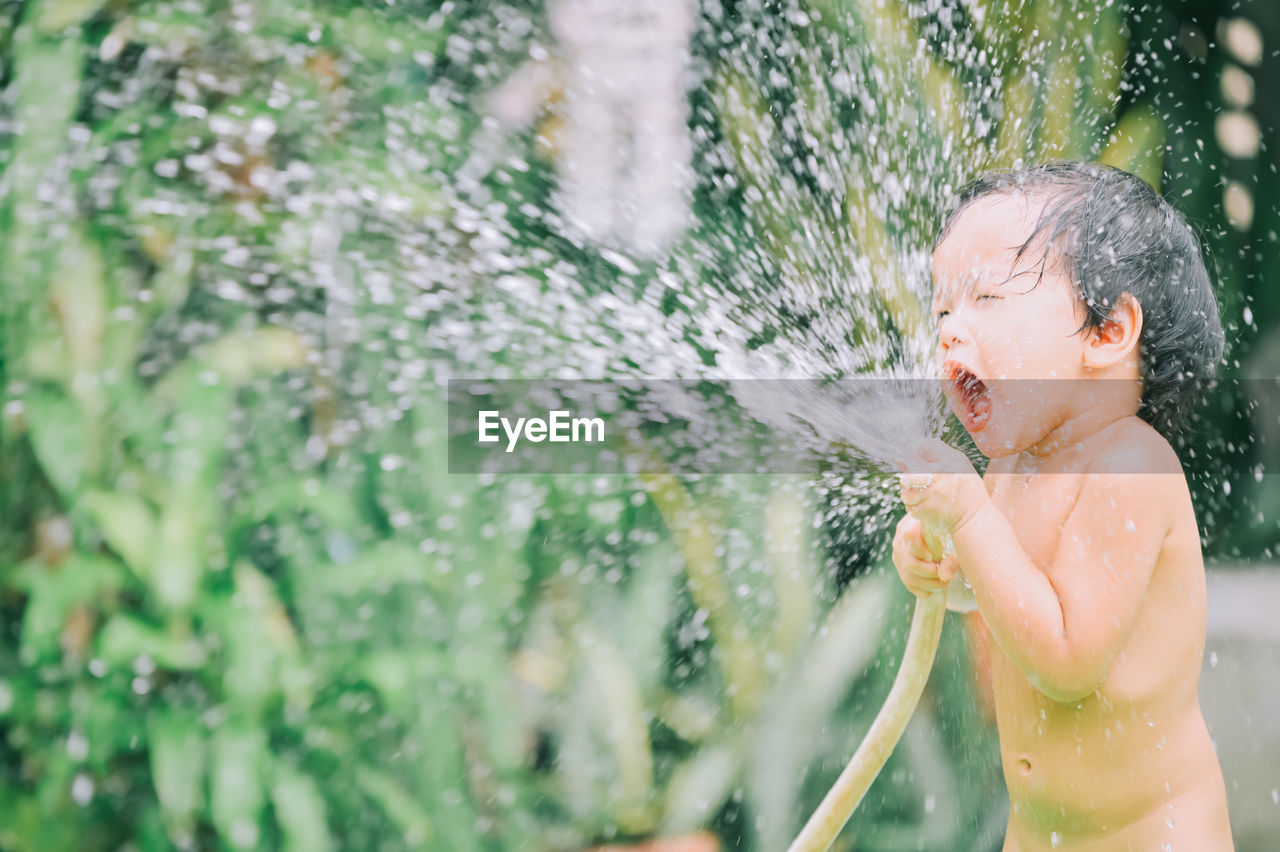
[891,163,1234,850]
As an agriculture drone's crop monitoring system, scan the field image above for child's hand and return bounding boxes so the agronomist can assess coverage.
[892,513,958,599]
[897,438,988,535]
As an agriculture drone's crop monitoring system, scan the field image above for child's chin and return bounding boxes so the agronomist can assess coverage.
[973,434,1017,458]
[966,418,1018,458]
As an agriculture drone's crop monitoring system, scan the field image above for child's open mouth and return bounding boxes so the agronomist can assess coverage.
[944,362,991,432]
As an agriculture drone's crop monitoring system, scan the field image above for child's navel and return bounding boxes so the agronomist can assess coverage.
[1017,755,1033,774]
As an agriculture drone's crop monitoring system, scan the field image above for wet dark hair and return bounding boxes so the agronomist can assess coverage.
[935,161,1225,437]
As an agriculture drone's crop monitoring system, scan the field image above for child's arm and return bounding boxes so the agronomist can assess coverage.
[949,452,1173,702]
[900,438,1175,703]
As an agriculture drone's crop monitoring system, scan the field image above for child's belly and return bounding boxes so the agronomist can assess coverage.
[993,658,1228,846]
[1003,777,1233,852]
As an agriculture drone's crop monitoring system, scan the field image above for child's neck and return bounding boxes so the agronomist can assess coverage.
[1021,380,1142,466]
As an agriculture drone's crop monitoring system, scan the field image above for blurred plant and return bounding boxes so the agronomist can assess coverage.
[0,1,1269,852]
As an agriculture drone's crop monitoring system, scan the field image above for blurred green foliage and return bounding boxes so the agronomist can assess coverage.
[0,0,1274,850]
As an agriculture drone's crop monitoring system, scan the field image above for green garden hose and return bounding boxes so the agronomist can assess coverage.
[786,525,950,852]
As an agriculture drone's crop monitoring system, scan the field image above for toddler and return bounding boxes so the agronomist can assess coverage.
[892,163,1234,850]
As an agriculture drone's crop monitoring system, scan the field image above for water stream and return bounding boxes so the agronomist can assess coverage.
[1,0,1271,849]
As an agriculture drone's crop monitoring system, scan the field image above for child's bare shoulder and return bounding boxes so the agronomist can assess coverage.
[1072,417,1187,548]
[1084,415,1183,478]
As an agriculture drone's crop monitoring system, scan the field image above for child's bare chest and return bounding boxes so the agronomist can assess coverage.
[978,452,1219,838]
[987,470,1084,571]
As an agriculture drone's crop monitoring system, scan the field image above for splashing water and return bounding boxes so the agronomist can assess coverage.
[448,0,1018,477]
[9,0,1267,849]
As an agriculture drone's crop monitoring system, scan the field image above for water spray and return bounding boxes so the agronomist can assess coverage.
[720,376,977,851]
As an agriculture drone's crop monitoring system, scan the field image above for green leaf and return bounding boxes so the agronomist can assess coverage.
[272,763,334,852]
[96,614,207,670]
[354,766,433,849]
[661,743,741,835]
[307,539,436,598]
[616,537,681,697]
[1100,103,1166,192]
[148,710,206,840]
[17,553,122,661]
[152,494,207,612]
[292,6,446,64]
[36,0,109,34]
[77,686,137,770]
[218,561,308,714]
[153,328,308,405]
[361,650,445,716]
[574,624,656,834]
[142,240,195,327]
[239,476,361,531]
[22,385,86,501]
[79,490,156,580]
[48,225,107,376]
[3,32,82,357]
[360,652,415,715]
[129,4,205,51]
[210,721,268,851]
[18,578,69,663]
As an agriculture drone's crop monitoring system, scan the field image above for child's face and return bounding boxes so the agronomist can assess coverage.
[931,193,1092,458]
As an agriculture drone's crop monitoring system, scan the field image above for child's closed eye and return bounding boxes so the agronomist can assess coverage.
[933,294,1002,324]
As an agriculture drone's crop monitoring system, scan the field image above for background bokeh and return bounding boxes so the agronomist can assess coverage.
[1,1,1277,850]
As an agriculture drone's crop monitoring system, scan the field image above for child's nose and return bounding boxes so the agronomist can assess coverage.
[937,314,965,350]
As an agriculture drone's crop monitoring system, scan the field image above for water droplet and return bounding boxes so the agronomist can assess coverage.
[71,774,94,806]
[326,532,357,563]
[67,731,89,761]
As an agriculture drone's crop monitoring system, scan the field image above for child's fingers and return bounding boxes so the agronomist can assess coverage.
[892,551,943,596]
[905,532,935,562]
[895,567,945,597]
[938,554,957,583]
[904,524,941,563]
[893,527,923,566]
[905,572,947,597]
[904,557,946,585]
[896,548,946,587]
[895,515,938,562]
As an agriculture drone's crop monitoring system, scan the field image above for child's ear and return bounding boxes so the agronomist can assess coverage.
[1082,292,1143,370]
